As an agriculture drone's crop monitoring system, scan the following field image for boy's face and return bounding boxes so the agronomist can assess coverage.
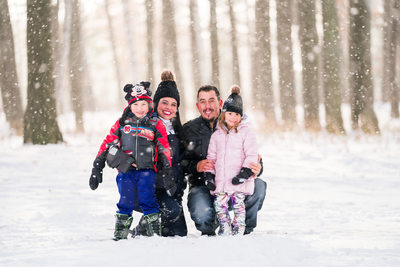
[196,90,223,122]
[130,100,150,118]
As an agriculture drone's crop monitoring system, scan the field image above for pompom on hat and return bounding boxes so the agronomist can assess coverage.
[153,70,180,111]
[123,81,152,105]
[222,85,243,116]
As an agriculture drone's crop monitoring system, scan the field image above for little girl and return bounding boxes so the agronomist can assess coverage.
[89,81,174,240]
[204,85,259,235]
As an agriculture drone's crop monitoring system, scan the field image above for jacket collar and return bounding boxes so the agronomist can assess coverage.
[126,111,151,124]
[199,116,218,132]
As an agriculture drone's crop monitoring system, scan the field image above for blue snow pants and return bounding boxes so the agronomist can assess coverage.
[116,169,158,216]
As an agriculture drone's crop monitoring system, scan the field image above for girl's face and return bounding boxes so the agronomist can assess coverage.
[157,97,177,120]
[130,100,149,118]
[225,111,241,128]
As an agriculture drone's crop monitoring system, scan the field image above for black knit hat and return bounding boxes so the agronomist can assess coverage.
[222,85,243,116]
[153,70,180,111]
[123,81,152,105]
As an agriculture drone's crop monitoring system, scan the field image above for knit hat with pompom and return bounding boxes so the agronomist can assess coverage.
[153,70,180,111]
[222,85,243,116]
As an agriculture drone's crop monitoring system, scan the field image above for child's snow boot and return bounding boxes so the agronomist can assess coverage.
[218,222,232,236]
[113,213,133,241]
[143,213,161,236]
[232,224,245,236]
[131,216,147,238]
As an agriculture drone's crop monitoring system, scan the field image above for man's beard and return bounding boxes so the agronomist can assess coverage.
[203,117,216,123]
[202,109,220,124]
[202,114,218,125]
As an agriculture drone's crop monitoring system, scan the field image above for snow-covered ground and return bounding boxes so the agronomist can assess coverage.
[1,104,400,267]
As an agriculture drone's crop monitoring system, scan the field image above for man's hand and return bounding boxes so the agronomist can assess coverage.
[248,154,262,177]
[196,159,214,173]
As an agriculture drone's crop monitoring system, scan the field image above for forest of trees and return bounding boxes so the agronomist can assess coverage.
[0,0,399,144]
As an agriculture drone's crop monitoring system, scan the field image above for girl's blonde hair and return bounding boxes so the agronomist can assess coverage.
[219,111,242,134]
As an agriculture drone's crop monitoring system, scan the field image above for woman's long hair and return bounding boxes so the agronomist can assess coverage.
[172,110,183,139]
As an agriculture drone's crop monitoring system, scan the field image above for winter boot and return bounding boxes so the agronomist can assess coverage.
[143,213,161,236]
[113,213,133,241]
[131,216,147,238]
[217,221,232,236]
[232,224,245,236]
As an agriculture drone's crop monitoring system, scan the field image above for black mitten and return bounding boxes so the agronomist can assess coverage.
[232,167,254,185]
[203,172,216,191]
[106,146,135,173]
[159,167,177,196]
[117,156,136,173]
[89,167,103,190]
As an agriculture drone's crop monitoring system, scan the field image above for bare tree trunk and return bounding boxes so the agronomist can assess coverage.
[24,0,63,144]
[254,0,275,127]
[349,0,380,134]
[145,0,154,86]
[209,0,220,90]
[189,0,202,90]
[250,0,258,110]
[122,0,136,81]
[276,0,296,129]
[0,0,23,134]
[388,1,400,118]
[161,0,173,69]
[80,28,95,112]
[228,0,241,86]
[69,0,84,132]
[50,0,62,112]
[55,0,72,114]
[298,0,321,131]
[321,0,345,134]
[335,0,350,104]
[105,0,123,105]
[161,0,186,121]
[382,0,392,102]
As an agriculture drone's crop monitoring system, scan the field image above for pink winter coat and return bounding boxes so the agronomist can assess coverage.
[207,116,258,195]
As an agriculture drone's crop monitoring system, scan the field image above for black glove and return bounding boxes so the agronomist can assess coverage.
[159,167,177,197]
[232,167,254,185]
[89,167,103,190]
[203,172,216,191]
[106,145,136,173]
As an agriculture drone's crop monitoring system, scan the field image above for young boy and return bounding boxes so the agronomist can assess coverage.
[89,82,175,240]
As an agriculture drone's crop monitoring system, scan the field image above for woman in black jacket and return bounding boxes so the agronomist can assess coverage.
[132,70,187,237]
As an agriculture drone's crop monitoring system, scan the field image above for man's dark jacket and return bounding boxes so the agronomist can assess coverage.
[181,116,217,187]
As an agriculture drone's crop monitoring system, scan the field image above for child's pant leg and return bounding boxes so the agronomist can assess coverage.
[136,169,159,215]
[214,193,231,224]
[116,170,137,215]
[231,192,246,227]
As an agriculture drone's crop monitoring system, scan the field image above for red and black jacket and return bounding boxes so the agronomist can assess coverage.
[93,109,172,172]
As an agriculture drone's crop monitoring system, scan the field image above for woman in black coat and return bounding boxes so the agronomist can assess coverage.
[132,70,187,237]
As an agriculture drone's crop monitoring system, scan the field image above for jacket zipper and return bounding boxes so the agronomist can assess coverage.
[135,120,139,168]
[223,130,230,190]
